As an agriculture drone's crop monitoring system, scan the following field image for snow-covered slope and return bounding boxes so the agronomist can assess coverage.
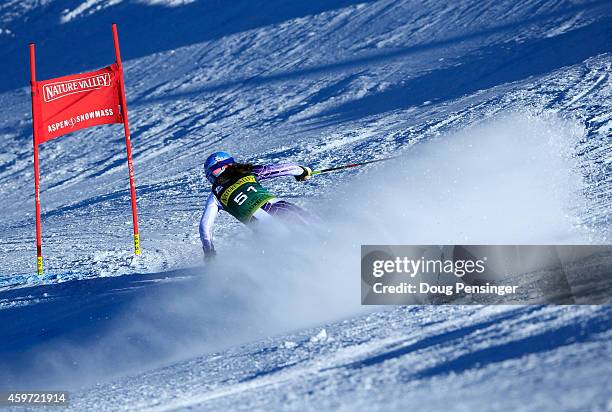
[70,305,611,411]
[0,0,611,410]
[1,0,610,284]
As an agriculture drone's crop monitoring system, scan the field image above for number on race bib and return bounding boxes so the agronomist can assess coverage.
[234,192,248,205]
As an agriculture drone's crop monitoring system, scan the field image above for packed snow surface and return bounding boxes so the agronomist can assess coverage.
[0,0,611,410]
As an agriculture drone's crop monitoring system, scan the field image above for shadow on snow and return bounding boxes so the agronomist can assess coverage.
[0,0,375,93]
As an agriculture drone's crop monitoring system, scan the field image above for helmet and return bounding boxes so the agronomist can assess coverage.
[205,151,234,183]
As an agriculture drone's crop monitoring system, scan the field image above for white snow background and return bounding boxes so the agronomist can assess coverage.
[0,0,611,410]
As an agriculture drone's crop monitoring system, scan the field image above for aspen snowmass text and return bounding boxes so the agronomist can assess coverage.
[47,108,115,134]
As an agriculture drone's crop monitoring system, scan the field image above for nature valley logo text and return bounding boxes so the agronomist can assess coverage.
[42,73,112,102]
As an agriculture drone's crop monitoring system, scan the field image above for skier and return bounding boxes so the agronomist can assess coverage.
[199,151,314,258]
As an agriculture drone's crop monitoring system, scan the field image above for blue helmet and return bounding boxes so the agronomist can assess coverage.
[205,151,234,183]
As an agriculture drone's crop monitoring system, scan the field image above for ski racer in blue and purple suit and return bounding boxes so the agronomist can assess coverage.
[199,151,313,258]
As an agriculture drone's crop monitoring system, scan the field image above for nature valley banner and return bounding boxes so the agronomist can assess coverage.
[33,64,123,143]
[29,24,141,277]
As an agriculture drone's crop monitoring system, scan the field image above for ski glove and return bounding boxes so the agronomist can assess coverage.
[295,166,312,181]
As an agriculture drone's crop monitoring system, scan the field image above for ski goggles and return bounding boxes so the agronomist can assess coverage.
[206,159,234,181]
[210,165,226,178]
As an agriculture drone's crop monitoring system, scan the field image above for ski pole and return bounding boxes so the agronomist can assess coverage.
[311,156,399,175]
